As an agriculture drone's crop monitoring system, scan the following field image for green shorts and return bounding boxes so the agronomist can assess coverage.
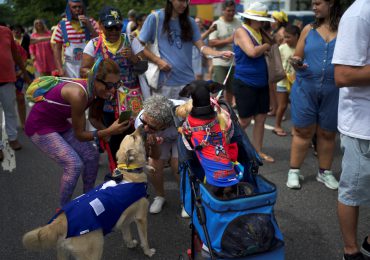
[212,66,235,93]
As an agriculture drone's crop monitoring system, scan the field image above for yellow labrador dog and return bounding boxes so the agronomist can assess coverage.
[22,127,155,260]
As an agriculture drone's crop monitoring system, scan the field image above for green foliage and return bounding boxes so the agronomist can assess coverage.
[0,3,15,25]
[1,0,164,28]
[86,0,164,21]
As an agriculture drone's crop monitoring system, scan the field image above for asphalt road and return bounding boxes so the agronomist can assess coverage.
[1,109,369,260]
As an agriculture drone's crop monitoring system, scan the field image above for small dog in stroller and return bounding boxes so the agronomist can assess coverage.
[176,80,253,199]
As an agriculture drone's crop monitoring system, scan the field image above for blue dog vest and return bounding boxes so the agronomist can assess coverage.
[49,181,147,237]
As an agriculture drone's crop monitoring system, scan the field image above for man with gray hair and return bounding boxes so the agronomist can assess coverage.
[134,95,188,217]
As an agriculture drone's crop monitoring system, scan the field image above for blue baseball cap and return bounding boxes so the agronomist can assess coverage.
[99,6,122,27]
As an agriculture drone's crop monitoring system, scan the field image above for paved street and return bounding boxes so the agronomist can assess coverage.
[1,108,369,260]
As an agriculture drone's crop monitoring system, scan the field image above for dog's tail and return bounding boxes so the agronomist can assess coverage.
[22,214,67,251]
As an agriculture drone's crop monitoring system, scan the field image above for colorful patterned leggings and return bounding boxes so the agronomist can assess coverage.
[30,128,100,207]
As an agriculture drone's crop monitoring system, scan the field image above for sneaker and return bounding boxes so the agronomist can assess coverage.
[9,140,22,150]
[286,169,304,189]
[149,196,165,214]
[343,252,365,260]
[316,170,339,190]
[181,206,190,218]
[361,236,370,258]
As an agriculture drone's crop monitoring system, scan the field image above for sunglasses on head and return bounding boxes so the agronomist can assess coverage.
[96,79,122,90]
[104,24,123,32]
[139,114,163,132]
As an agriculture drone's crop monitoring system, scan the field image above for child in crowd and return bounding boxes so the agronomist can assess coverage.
[273,25,301,136]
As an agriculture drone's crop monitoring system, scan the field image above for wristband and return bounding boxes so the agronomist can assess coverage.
[92,130,99,143]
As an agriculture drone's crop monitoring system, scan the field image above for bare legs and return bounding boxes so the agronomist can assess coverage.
[338,202,360,255]
[274,92,289,133]
[290,124,336,169]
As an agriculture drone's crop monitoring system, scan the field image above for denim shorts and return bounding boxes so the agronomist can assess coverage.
[290,78,339,132]
[338,134,370,207]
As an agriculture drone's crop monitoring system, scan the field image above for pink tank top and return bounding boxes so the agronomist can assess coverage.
[25,79,87,136]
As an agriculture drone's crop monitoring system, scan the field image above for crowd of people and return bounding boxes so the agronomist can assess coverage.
[0,0,369,259]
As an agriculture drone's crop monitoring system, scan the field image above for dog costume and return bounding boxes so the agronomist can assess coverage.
[49,180,147,237]
[183,115,238,187]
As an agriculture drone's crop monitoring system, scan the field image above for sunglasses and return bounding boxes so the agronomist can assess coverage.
[139,114,163,132]
[96,79,122,90]
[104,25,123,32]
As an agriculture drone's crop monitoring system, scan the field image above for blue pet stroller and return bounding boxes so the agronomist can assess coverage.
[175,100,285,260]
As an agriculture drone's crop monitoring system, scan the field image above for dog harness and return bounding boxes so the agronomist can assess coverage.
[49,180,147,237]
[182,115,238,187]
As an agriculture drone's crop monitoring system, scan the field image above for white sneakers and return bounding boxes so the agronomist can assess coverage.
[316,170,339,190]
[149,196,165,214]
[181,206,190,218]
[149,196,190,218]
[286,169,339,190]
[286,169,304,189]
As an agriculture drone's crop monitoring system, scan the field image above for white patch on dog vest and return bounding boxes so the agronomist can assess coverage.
[89,198,105,216]
[80,229,89,235]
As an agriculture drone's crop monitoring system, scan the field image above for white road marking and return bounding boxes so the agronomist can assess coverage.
[250,119,275,130]
[1,111,16,172]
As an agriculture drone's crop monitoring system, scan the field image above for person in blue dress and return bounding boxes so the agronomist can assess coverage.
[286,0,342,190]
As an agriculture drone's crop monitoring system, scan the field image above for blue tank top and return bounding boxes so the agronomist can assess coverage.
[297,28,336,82]
[233,28,268,88]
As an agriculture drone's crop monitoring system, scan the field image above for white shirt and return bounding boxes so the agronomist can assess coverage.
[209,17,241,67]
[332,0,370,140]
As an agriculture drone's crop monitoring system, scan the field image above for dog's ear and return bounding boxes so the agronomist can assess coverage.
[206,81,225,94]
[125,149,136,165]
[179,83,195,98]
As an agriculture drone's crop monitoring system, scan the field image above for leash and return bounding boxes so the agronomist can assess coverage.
[98,140,117,173]
[216,57,234,101]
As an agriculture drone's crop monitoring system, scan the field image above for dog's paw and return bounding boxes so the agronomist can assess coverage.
[143,248,156,257]
[126,239,138,248]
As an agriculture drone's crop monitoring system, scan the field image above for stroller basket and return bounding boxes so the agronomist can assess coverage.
[178,101,284,259]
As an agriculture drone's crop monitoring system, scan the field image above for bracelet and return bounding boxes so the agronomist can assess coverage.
[92,130,99,144]
[200,46,207,54]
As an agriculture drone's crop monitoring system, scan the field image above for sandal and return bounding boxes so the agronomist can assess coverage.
[258,152,275,163]
[272,129,288,137]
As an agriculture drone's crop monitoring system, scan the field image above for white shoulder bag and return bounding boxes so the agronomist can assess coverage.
[144,11,160,90]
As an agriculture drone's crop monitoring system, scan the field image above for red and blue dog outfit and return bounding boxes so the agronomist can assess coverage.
[184,115,238,187]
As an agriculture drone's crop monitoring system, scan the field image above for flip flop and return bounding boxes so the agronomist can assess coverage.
[258,152,275,163]
[272,129,288,137]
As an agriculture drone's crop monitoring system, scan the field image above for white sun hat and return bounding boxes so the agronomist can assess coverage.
[238,2,275,23]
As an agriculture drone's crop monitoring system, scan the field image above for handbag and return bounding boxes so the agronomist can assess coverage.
[132,58,148,75]
[144,11,160,89]
[265,44,286,84]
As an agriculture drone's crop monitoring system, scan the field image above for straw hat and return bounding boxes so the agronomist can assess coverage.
[238,2,275,23]
[272,11,288,23]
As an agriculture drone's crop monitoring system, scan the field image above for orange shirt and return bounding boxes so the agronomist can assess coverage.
[0,26,17,83]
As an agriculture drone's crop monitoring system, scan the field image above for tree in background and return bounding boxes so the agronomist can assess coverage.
[1,0,162,28]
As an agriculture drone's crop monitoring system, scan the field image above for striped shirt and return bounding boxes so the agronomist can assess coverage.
[54,18,99,46]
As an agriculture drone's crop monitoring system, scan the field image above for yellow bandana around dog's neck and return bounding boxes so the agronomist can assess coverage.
[102,34,123,55]
[117,163,143,170]
[243,23,262,45]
